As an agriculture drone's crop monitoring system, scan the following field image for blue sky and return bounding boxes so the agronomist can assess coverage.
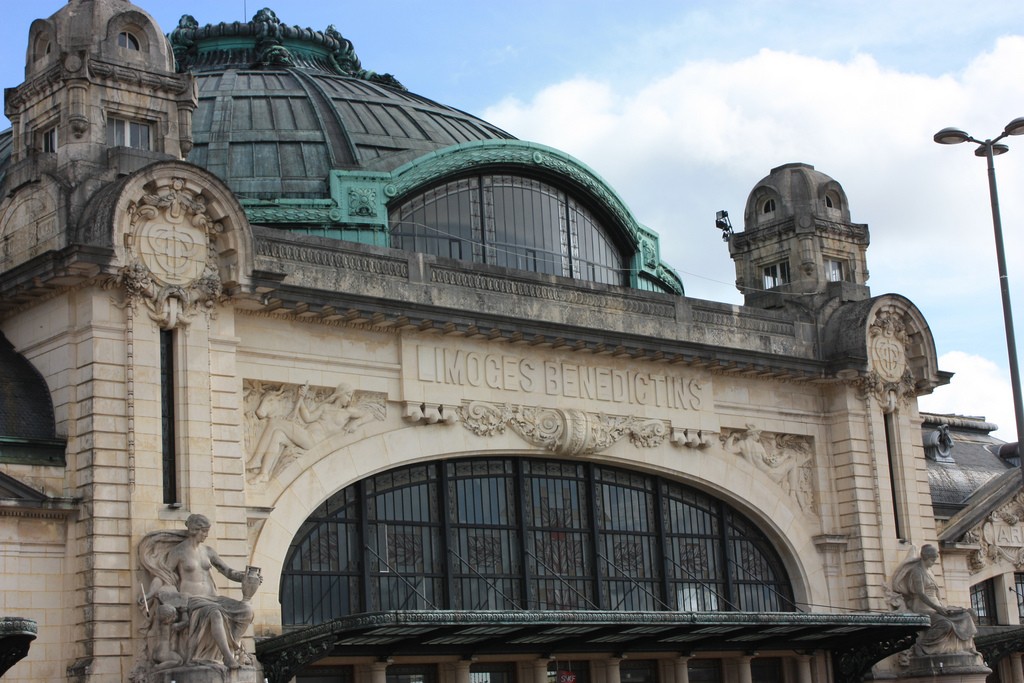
[3,1,1024,438]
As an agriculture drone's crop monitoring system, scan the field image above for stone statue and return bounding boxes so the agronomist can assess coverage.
[890,544,980,659]
[135,515,262,675]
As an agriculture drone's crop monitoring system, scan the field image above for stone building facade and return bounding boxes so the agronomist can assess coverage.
[0,2,1021,683]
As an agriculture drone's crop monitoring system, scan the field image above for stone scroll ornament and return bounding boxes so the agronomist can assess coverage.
[458,401,669,456]
[720,425,815,514]
[243,380,386,483]
[859,305,917,412]
[130,514,262,681]
[116,178,225,329]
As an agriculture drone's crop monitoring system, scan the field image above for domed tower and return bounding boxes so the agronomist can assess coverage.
[728,162,870,309]
[2,0,196,234]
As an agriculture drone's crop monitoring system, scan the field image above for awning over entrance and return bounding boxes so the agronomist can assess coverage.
[256,610,929,683]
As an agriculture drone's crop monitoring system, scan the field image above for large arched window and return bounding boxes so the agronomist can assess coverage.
[281,458,794,626]
[388,175,627,286]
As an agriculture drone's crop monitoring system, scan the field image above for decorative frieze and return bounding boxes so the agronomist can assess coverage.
[243,380,386,483]
[458,401,669,456]
[720,425,816,514]
[964,492,1024,573]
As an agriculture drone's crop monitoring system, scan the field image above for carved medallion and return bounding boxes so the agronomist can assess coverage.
[136,220,208,286]
[117,178,224,328]
[858,306,917,411]
[869,306,909,382]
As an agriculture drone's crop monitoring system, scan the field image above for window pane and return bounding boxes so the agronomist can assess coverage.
[970,579,997,625]
[280,458,794,624]
[389,175,625,286]
[390,178,479,260]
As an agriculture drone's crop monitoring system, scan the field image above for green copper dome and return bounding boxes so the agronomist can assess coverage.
[172,9,514,200]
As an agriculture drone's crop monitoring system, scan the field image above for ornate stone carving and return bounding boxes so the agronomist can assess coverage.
[887,544,986,672]
[131,515,262,680]
[458,401,668,456]
[720,426,815,513]
[118,178,225,329]
[859,305,916,412]
[347,187,378,217]
[963,492,1024,573]
[252,8,294,68]
[670,428,714,449]
[244,380,386,483]
[402,402,459,425]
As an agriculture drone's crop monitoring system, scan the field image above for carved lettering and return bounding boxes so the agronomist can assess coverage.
[418,345,703,409]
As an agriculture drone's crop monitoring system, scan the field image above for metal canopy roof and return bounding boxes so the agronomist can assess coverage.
[256,610,929,683]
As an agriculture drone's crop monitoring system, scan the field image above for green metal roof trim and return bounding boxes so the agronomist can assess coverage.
[243,140,684,294]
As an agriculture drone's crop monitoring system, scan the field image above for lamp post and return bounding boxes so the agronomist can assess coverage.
[934,117,1024,461]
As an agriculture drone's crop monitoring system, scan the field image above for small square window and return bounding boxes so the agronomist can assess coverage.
[107,116,151,150]
[762,261,790,289]
[825,259,845,282]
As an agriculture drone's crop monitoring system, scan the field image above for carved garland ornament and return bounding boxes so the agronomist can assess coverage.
[116,178,225,329]
[459,401,669,456]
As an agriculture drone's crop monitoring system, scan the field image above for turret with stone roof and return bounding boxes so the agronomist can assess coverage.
[728,162,871,311]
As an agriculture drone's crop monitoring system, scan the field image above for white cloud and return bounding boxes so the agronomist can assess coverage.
[484,37,1024,428]
[919,351,1016,441]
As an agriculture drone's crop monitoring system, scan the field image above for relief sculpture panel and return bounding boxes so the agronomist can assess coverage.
[720,425,816,514]
[244,380,386,483]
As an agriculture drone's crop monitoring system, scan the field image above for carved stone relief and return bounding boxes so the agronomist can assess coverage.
[860,305,916,412]
[243,380,386,483]
[964,492,1024,573]
[116,178,225,328]
[720,425,816,514]
[458,401,669,456]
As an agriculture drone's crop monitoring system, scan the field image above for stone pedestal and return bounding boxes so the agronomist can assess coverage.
[898,653,991,683]
[137,664,264,683]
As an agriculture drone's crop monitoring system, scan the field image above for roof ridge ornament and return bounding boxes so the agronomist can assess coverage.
[169,9,405,89]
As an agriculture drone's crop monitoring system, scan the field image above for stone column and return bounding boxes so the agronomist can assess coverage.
[1010,653,1024,683]
[534,659,551,683]
[796,655,813,683]
[370,661,388,683]
[454,660,472,683]
[674,656,691,683]
[737,656,753,683]
[606,658,621,683]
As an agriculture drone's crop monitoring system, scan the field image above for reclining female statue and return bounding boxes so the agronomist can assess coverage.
[137,514,261,670]
[891,544,979,658]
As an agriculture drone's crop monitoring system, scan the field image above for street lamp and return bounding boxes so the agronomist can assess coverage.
[934,116,1024,461]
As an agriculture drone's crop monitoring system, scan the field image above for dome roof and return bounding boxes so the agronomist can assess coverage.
[173,10,514,200]
[742,162,852,230]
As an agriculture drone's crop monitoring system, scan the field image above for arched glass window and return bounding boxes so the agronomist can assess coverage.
[281,458,794,626]
[388,175,626,286]
[118,31,141,50]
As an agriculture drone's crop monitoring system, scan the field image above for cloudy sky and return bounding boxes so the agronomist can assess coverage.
[3,1,1024,438]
